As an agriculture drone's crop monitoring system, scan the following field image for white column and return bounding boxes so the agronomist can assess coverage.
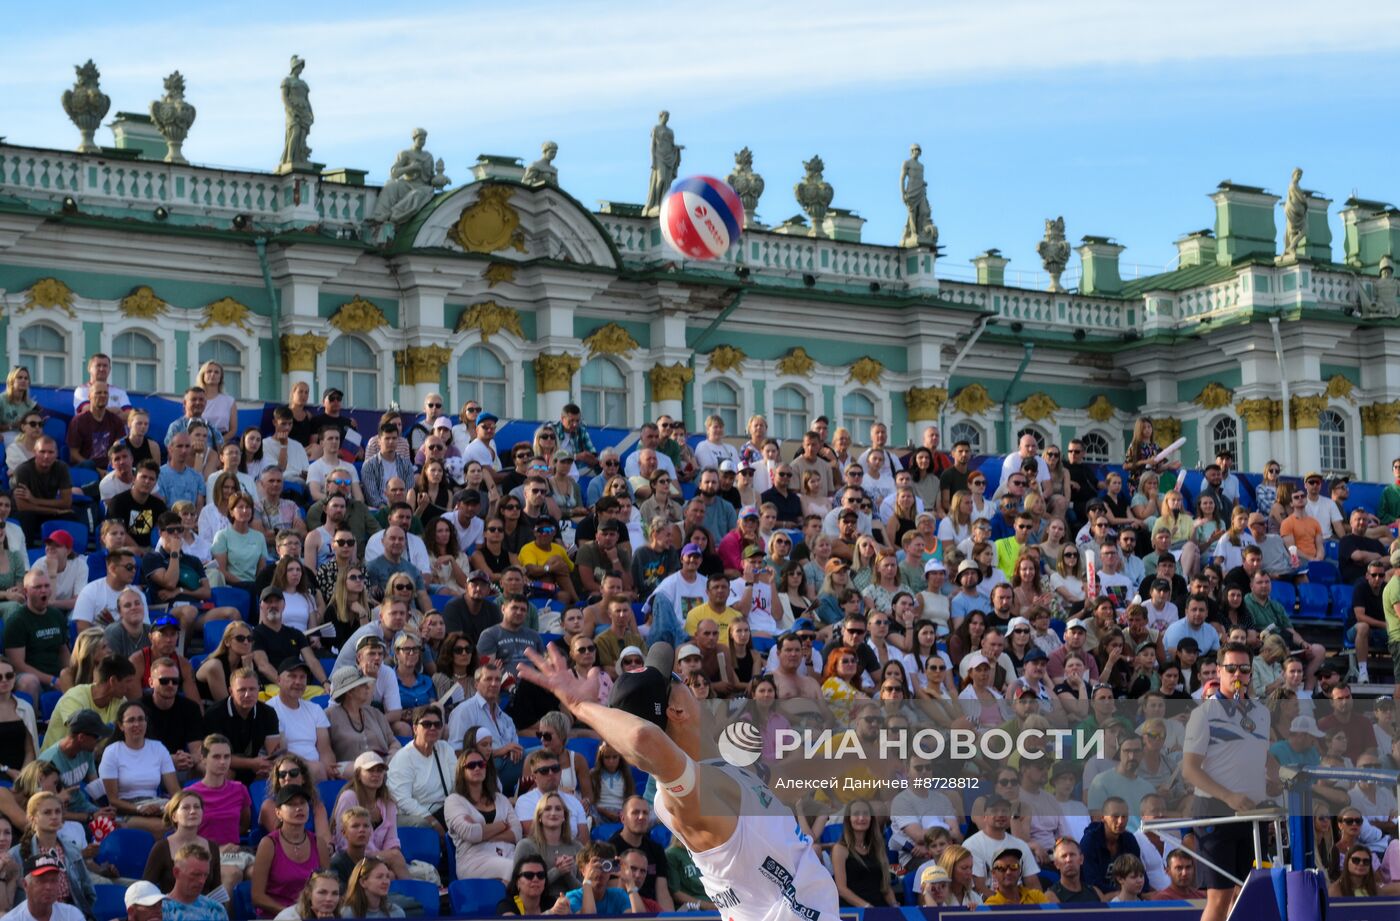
[538,389,570,422]
[1293,427,1321,475]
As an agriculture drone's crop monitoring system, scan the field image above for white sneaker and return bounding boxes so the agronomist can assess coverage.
[1357,664,1370,684]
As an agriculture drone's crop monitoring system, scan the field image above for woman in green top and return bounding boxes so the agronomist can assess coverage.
[0,527,26,603]
[212,491,266,593]
[0,367,39,435]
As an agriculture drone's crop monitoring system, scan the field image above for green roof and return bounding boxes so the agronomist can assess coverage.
[1119,262,1238,297]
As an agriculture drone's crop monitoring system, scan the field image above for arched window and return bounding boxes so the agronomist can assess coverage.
[842,392,877,437]
[1079,431,1111,463]
[702,379,740,432]
[112,331,158,394]
[326,336,379,408]
[1210,416,1238,462]
[1016,427,1047,451]
[457,346,507,414]
[17,324,67,387]
[771,387,809,441]
[949,421,983,454]
[580,358,627,428]
[198,338,245,397]
[1318,410,1348,473]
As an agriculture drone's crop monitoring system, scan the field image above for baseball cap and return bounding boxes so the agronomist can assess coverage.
[353,751,388,772]
[792,618,816,635]
[739,505,760,519]
[1007,616,1031,632]
[837,509,858,522]
[718,460,737,473]
[356,633,386,651]
[125,880,165,907]
[278,656,311,675]
[260,585,285,603]
[919,864,950,887]
[923,559,946,575]
[466,570,491,584]
[432,416,453,430]
[617,645,645,667]
[608,643,677,731]
[1022,647,1048,663]
[274,784,312,807]
[1288,716,1326,737]
[477,412,499,425]
[676,644,702,661]
[681,542,703,558]
[1065,618,1088,632]
[43,531,73,551]
[1151,578,1172,592]
[452,488,481,506]
[24,852,63,879]
[67,708,106,738]
[823,558,849,574]
[1304,470,1323,482]
[323,388,344,401]
[151,615,181,632]
[599,520,625,535]
[963,653,991,670]
[742,544,764,559]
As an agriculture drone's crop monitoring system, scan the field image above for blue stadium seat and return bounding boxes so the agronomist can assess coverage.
[649,823,672,848]
[448,879,506,915]
[317,779,345,809]
[96,828,155,880]
[1296,583,1331,620]
[204,618,232,652]
[1331,584,1355,622]
[40,690,61,720]
[397,825,441,865]
[820,824,843,845]
[1270,580,1297,613]
[211,585,252,621]
[232,881,254,920]
[249,779,268,816]
[753,636,775,655]
[565,737,601,766]
[1306,561,1339,586]
[41,519,88,553]
[26,548,42,565]
[1344,482,1383,518]
[429,594,454,612]
[308,694,330,708]
[592,821,622,842]
[93,883,126,921]
[389,879,440,917]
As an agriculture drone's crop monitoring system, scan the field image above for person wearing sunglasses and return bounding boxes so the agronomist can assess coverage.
[498,854,568,915]
[518,518,578,605]
[405,392,446,458]
[385,706,456,832]
[365,527,433,616]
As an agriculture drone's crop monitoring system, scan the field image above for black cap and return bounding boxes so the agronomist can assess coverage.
[1151,578,1172,592]
[260,586,285,603]
[323,388,344,401]
[274,784,312,807]
[278,656,311,675]
[452,488,481,507]
[607,643,676,731]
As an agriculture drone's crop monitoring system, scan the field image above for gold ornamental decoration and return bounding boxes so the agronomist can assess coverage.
[1290,394,1329,429]
[1235,398,1281,432]
[1086,394,1116,423]
[952,382,995,416]
[649,363,694,402]
[22,278,76,317]
[904,386,947,422]
[1192,382,1234,411]
[846,357,885,387]
[1360,401,1400,436]
[330,296,389,334]
[705,345,746,374]
[583,322,639,358]
[775,347,816,378]
[1324,374,1356,403]
[456,301,524,342]
[280,332,328,373]
[1153,416,1182,445]
[448,185,526,254]
[198,297,256,335]
[483,263,516,287]
[1017,392,1061,423]
[118,285,167,320]
[534,353,580,393]
[396,345,453,386]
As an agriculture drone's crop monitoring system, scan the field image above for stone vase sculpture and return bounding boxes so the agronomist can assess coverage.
[62,60,110,154]
[727,147,765,228]
[150,71,197,165]
[795,155,834,239]
[1037,216,1070,292]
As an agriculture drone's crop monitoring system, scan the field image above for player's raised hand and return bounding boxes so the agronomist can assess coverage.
[519,644,600,711]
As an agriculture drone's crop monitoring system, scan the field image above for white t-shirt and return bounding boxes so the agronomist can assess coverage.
[624,451,677,480]
[889,788,959,851]
[1,903,86,921]
[281,591,314,634]
[449,512,484,555]
[962,829,1040,879]
[73,577,148,627]
[729,578,777,634]
[267,696,331,761]
[99,471,135,502]
[461,438,501,472]
[1304,496,1343,538]
[1001,453,1050,486]
[98,739,175,802]
[73,383,131,411]
[693,440,740,472]
[206,469,257,498]
[648,572,707,630]
[265,437,310,482]
[307,457,360,490]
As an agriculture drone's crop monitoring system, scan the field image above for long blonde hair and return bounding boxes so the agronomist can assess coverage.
[528,792,573,848]
[938,844,976,899]
[343,856,390,917]
[293,871,342,920]
[68,627,107,686]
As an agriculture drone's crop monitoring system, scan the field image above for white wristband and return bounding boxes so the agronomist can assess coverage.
[660,757,698,798]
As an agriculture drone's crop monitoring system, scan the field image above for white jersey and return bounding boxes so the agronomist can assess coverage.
[654,761,839,921]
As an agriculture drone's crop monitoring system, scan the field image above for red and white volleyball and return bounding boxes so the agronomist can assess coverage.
[659,176,743,260]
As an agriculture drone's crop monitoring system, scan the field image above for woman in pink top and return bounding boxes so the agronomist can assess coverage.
[252,785,328,917]
[189,734,254,894]
[330,752,410,879]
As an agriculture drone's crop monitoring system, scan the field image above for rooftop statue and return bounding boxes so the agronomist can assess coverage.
[1357,256,1399,319]
[150,71,197,165]
[1037,216,1070,292]
[1282,166,1306,262]
[369,128,451,224]
[278,55,314,172]
[727,147,765,228]
[899,143,937,248]
[62,60,110,154]
[643,111,683,217]
[795,155,834,238]
[521,141,559,187]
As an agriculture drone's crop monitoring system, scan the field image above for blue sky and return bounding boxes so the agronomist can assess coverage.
[5,0,1400,283]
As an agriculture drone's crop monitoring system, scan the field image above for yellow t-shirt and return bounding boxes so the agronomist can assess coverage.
[518,541,574,572]
[684,603,742,638]
[985,887,1049,905]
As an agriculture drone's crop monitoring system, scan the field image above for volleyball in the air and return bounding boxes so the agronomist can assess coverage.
[659,175,743,260]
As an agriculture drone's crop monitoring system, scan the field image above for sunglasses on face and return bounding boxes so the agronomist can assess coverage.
[464,760,487,771]
[518,871,547,881]
[1340,817,1362,825]
[417,720,442,729]
[621,657,643,667]
[278,768,303,778]
[534,764,561,775]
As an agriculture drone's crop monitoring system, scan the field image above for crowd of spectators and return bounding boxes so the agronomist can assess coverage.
[0,358,1395,918]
